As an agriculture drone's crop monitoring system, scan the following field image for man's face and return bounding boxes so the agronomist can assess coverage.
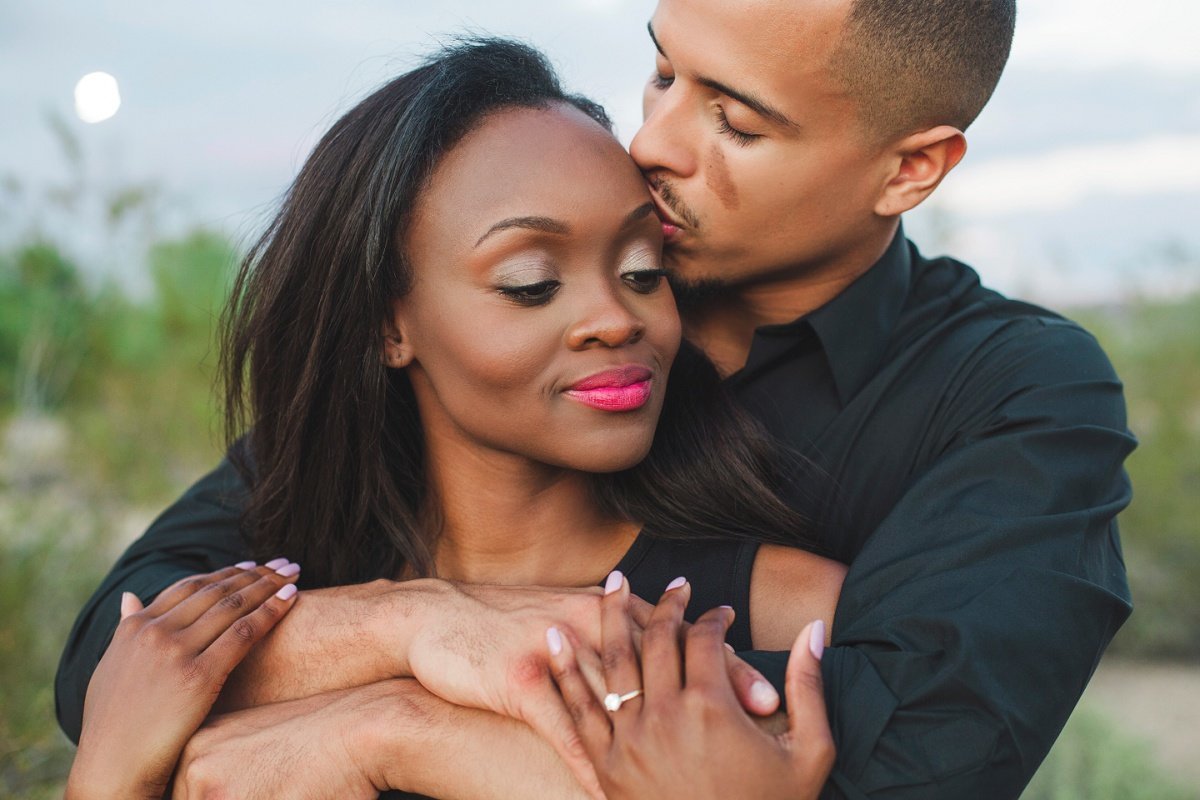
[632,0,890,290]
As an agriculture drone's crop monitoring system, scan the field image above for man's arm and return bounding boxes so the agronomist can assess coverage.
[174,679,593,800]
[741,320,1135,799]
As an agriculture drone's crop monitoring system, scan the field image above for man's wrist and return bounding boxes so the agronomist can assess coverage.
[367,578,456,677]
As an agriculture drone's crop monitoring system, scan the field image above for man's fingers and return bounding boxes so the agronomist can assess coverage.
[640,577,689,702]
[543,627,609,799]
[785,620,835,774]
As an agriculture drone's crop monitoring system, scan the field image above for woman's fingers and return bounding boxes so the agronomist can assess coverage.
[139,565,250,619]
[160,561,299,630]
[683,605,739,703]
[545,626,611,797]
[785,620,836,775]
[188,569,299,652]
[119,592,144,620]
[200,581,299,676]
[726,651,782,716]
[640,577,689,703]
[599,570,644,719]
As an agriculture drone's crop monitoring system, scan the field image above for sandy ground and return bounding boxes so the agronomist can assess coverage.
[1083,657,1200,787]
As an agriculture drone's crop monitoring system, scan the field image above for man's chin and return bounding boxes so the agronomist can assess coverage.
[667,272,730,312]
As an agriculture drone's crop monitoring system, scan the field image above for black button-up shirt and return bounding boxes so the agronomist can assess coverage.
[55,229,1135,799]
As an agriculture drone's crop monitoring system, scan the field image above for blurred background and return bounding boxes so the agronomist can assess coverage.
[1,1,1197,797]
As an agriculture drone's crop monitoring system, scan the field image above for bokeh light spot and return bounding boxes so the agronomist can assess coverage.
[74,72,121,123]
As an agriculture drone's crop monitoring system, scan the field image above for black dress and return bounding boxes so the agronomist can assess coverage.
[381,531,761,799]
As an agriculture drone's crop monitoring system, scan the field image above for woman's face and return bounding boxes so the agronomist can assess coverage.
[393,103,682,474]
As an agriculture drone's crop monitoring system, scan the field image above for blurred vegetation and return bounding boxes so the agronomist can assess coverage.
[1,126,1197,796]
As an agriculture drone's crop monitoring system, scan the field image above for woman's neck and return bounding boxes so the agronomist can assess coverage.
[421,433,638,587]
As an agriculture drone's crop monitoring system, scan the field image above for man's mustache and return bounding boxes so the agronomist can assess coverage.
[649,177,702,230]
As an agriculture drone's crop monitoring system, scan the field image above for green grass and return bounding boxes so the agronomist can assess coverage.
[1025,706,1198,800]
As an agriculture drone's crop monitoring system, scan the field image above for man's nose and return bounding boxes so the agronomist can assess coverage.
[630,81,697,179]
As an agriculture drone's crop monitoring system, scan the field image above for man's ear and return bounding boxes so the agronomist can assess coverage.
[874,125,967,217]
[382,301,414,369]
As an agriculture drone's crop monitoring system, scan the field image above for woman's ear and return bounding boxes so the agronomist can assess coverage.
[382,301,414,369]
[874,125,967,218]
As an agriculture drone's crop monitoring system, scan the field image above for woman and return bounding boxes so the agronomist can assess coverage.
[73,37,843,798]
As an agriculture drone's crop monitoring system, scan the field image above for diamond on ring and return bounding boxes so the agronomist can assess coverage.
[603,689,643,712]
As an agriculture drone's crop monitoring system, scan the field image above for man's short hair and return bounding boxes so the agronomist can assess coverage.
[832,0,1017,139]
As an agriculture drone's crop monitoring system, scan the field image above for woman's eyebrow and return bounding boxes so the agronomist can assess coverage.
[474,203,655,249]
[475,216,569,248]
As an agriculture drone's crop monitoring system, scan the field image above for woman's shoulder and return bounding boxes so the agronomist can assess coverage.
[749,544,846,651]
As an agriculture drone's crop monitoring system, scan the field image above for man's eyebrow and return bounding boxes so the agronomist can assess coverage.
[647,21,665,56]
[475,216,569,248]
[646,20,801,133]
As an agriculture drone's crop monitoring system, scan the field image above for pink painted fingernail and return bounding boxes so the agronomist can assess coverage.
[265,557,288,570]
[275,583,298,601]
[724,642,735,653]
[809,619,826,661]
[234,560,257,570]
[751,680,779,709]
[546,626,563,656]
[604,570,623,596]
[119,592,140,618]
[275,562,301,577]
[666,576,686,591]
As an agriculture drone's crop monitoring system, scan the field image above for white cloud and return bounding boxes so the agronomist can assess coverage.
[940,134,1200,217]
[1014,1,1200,73]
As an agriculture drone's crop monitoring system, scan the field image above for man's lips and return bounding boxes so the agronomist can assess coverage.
[566,366,654,412]
[648,191,686,233]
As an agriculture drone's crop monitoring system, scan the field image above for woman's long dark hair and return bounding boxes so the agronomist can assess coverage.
[222,37,822,588]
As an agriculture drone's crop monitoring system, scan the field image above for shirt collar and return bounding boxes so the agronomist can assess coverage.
[749,226,913,405]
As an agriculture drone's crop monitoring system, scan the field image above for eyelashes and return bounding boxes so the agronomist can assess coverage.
[496,269,668,308]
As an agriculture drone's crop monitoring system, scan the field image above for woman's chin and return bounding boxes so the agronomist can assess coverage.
[560,437,655,475]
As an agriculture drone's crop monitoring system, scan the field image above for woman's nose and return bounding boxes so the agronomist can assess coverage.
[565,291,646,350]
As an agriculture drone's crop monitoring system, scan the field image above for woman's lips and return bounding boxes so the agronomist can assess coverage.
[566,366,654,412]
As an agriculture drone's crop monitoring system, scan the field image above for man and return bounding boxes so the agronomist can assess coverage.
[57,0,1134,797]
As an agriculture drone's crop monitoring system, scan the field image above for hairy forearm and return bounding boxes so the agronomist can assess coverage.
[376,679,588,799]
[215,579,448,711]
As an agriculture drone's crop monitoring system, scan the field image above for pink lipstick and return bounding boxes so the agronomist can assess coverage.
[566,366,653,412]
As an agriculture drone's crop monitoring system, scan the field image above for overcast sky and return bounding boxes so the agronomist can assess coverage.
[2,0,1197,305]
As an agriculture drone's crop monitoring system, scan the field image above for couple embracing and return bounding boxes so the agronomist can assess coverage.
[58,1,1134,798]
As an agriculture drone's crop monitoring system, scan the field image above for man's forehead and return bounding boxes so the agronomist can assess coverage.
[649,0,852,110]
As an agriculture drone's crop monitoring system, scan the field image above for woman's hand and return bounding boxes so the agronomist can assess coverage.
[547,574,835,800]
[65,561,301,800]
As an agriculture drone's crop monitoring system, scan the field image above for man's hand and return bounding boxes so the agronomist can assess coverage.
[173,682,401,800]
[403,577,783,794]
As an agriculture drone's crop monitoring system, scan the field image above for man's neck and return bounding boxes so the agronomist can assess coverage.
[681,220,899,377]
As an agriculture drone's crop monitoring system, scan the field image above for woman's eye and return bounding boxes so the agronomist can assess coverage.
[498,280,560,306]
[622,268,668,294]
[650,70,674,90]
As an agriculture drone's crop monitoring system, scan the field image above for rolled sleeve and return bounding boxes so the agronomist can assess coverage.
[750,322,1135,798]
